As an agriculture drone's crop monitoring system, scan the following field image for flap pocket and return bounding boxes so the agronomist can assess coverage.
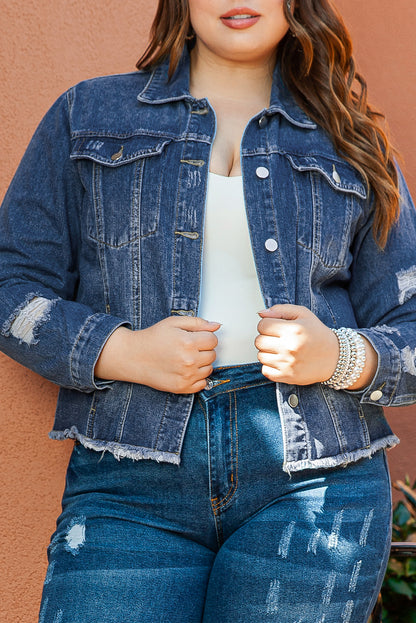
[286,153,367,200]
[72,135,172,246]
[286,153,367,269]
[71,135,172,167]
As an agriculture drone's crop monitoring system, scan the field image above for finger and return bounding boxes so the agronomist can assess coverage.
[197,351,217,368]
[187,366,214,392]
[172,315,221,332]
[260,364,283,383]
[258,304,307,320]
[257,317,287,337]
[257,351,280,367]
[190,378,211,393]
[255,334,280,354]
[198,364,213,380]
[194,330,219,350]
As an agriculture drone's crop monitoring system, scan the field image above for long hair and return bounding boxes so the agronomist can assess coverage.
[137,0,400,248]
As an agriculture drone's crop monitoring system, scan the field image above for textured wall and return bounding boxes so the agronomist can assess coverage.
[0,1,415,621]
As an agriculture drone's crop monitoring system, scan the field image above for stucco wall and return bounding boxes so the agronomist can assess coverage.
[0,2,415,621]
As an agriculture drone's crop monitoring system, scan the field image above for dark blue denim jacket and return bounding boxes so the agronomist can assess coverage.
[1,51,415,472]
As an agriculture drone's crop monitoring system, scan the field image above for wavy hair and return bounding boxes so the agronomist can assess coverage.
[137,0,400,247]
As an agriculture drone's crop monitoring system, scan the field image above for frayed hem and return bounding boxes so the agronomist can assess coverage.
[49,427,181,465]
[282,435,400,474]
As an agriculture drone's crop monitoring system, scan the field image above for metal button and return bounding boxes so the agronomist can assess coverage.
[288,393,299,408]
[370,390,383,402]
[256,166,270,179]
[332,164,341,184]
[265,238,278,252]
[111,146,124,161]
[205,379,214,391]
[258,115,268,128]
[174,310,196,317]
[191,106,209,115]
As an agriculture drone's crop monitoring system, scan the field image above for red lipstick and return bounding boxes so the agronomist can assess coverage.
[220,7,261,30]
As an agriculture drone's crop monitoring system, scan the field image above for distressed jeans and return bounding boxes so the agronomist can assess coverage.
[39,363,392,623]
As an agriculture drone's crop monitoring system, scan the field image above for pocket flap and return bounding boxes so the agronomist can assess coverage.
[285,153,367,199]
[70,135,172,166]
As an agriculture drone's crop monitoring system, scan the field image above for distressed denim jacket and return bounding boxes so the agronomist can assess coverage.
[1,50,416,472]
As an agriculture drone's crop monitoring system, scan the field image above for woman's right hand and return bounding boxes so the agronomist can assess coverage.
[94,316,221,394]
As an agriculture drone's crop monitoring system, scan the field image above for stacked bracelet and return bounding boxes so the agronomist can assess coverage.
[323,328,366,390]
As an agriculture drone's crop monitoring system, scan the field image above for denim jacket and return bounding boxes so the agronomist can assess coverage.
[1,50,416,472]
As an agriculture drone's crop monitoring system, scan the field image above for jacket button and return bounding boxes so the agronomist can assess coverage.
[205,378,214,391]
[332,165,341,184]
[265,238,278,252]
[111,146,124,161]
[370,390,383,401]
[256,166,270,179]
[288,393,299,408]
[258,115,268,128]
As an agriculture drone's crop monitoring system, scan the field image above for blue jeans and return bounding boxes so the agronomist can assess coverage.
[39,363,392,623]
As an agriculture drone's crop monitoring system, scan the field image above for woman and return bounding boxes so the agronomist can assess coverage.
[1,1,415,621]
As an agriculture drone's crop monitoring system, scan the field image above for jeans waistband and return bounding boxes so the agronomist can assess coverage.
[199,362,273,400]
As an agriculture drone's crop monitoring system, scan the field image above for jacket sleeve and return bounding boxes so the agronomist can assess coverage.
[348,166,416,406]
[0,91,130,391]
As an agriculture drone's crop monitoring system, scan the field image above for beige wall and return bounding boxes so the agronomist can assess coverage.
[0,2,415,621]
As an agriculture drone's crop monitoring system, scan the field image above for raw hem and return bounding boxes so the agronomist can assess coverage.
[282,435,400,474]
[49,427,181,465]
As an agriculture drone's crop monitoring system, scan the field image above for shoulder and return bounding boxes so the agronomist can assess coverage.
[65,70,154,135]
[69,70,150,102]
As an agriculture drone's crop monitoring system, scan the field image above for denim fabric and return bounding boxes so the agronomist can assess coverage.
[39,364,392,623]
[0,48,415,470]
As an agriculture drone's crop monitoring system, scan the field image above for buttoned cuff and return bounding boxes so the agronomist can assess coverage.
[347,329,400,406]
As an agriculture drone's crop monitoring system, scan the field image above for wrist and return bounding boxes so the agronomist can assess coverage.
[322,328,376,391]
[346,336,378,390]
[94,326,136,381]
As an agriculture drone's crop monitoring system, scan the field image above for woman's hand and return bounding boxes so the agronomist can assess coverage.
[255,304,378,389]
[95,316,221,394]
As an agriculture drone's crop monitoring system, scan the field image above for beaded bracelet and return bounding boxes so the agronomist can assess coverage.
[323,328,366,390]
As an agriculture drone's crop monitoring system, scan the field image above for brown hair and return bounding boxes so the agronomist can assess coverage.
[137,0,400,247]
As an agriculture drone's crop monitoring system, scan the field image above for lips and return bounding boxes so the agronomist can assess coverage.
[220,6,261,29]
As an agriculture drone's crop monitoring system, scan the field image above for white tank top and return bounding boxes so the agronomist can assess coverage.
[198,172,265,367]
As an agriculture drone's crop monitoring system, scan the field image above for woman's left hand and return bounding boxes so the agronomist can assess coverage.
[255,304,341,385]
[255,304,379,388]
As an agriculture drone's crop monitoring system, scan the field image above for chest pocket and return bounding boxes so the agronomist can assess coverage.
[286,154,368,270]
[71,135,172,247]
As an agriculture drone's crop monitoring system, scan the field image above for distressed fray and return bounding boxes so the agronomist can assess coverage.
[2,291,41,335]
[49,426,181,465]
[2,292,59,345]
[49,427,399,472]
[282,434,400,474]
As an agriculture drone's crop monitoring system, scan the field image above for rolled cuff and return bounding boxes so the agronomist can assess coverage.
[69,313,132,391]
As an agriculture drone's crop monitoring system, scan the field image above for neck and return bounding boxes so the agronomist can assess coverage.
[189,41,275,105]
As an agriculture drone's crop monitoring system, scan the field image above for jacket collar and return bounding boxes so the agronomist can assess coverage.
[137,47,316,130]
